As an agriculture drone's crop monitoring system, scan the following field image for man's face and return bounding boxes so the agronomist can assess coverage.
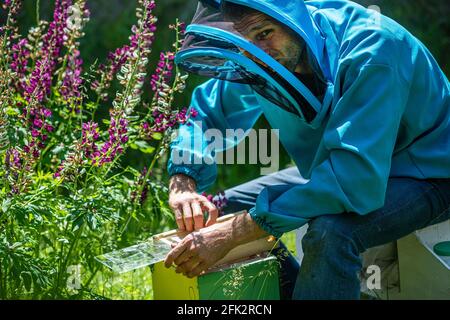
[232,12,304,72]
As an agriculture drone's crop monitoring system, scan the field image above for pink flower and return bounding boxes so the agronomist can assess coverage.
[201,191,228,215]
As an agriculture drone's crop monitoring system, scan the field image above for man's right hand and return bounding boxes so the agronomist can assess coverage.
[169,174,219,232]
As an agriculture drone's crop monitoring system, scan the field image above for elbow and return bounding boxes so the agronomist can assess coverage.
[348,182,387,215]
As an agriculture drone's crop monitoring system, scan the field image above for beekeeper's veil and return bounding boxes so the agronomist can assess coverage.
[176,0,334,127]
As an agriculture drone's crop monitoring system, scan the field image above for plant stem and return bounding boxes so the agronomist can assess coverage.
[1,0,15,69]
[36,0,40,24]
[91,95,101,121]
[0,259,4,299]
[119,140,163,236]
[83,264,100,290]
[53,221,85,298]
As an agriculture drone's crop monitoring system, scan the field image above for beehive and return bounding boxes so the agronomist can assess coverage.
[152,253,280,300]
[151,211,281,300]
[394,220,450,299]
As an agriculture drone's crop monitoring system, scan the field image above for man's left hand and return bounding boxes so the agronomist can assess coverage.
[164,222,234,278]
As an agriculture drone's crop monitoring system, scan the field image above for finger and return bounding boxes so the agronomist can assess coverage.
[203,200,219,227]
[174,244,196,266]
[191,201,204,230]
[186,262,208,278]
[164,240,188,268]
[173,206,185,231]
[176,257,201,275]
[182,202,193,232]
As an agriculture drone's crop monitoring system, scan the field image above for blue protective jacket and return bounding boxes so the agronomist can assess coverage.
[168,0,450,238]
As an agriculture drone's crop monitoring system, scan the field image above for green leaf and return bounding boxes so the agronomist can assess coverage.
[6,107,19,116]
[14,94,26,103]
[151,132,163,140]
[126,115,140,121]
[1,198,11,213]
[58,238,70,244]
[87,214,98,231]
[9,242,23,250]
[85,102,97,110]
[130,141,155,154]
[21,271,33,291]
[52,145,66,155]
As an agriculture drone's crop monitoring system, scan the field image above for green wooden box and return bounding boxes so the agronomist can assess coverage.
[152,254,280,300]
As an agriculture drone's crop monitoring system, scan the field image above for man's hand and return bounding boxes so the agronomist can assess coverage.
[164,212,269,278]
[169,174,219,231]
[164,222,234,278]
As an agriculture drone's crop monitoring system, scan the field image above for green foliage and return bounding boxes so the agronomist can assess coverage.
[0,0,184,299]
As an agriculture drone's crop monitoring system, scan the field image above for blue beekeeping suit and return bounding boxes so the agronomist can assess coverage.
[168,0,450,238]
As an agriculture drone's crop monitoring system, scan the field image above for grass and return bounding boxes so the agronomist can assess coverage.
[90,267,154,300]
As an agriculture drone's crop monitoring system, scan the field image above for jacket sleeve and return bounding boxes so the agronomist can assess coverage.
[249,64,410,238]
[167,79,262,192]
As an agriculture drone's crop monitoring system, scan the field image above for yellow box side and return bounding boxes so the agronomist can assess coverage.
[152,261,199,300]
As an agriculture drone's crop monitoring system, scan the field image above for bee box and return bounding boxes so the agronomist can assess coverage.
[151,252,280,300]
[151,211,280,300]
[393,220,450,299]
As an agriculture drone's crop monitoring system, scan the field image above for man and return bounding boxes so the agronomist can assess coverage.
[164,0,450,299]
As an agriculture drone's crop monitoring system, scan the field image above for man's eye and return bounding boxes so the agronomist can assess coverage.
[256,29,273,41]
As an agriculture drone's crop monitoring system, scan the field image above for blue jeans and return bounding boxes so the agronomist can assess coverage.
[222,167,450,300]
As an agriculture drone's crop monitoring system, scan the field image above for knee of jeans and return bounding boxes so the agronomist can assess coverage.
[302,215,362,254]
[220,189,253,214]
[223,188,241,203]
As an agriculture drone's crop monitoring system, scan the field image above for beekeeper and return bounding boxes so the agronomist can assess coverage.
[164,0,450,299]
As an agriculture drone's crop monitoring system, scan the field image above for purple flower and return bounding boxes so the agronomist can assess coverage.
[10,38,31,91]
[60,49,84,109]
[97,110,129,166]
[92,1,157,105]
[44,124,54,132]
[150,52,174,92]
[42,108,52,118]
[33,118,43,129]
[22,0,73,155]
[5,148,21,170]
[25,57,53,104]
[1,0,23,44]
[81,121,100,160]
[202,191,228,215]
[111,0,157,114]
[91,45,131,101]
[31,129,40,138]
[59,1,89,109]
[32,148,40,158]
[142,107,198,138]
[131,167,150,205]
[25,0,72,104]
[4,148,23,194]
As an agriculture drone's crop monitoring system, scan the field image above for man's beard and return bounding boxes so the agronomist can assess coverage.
[276,41,303,72]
